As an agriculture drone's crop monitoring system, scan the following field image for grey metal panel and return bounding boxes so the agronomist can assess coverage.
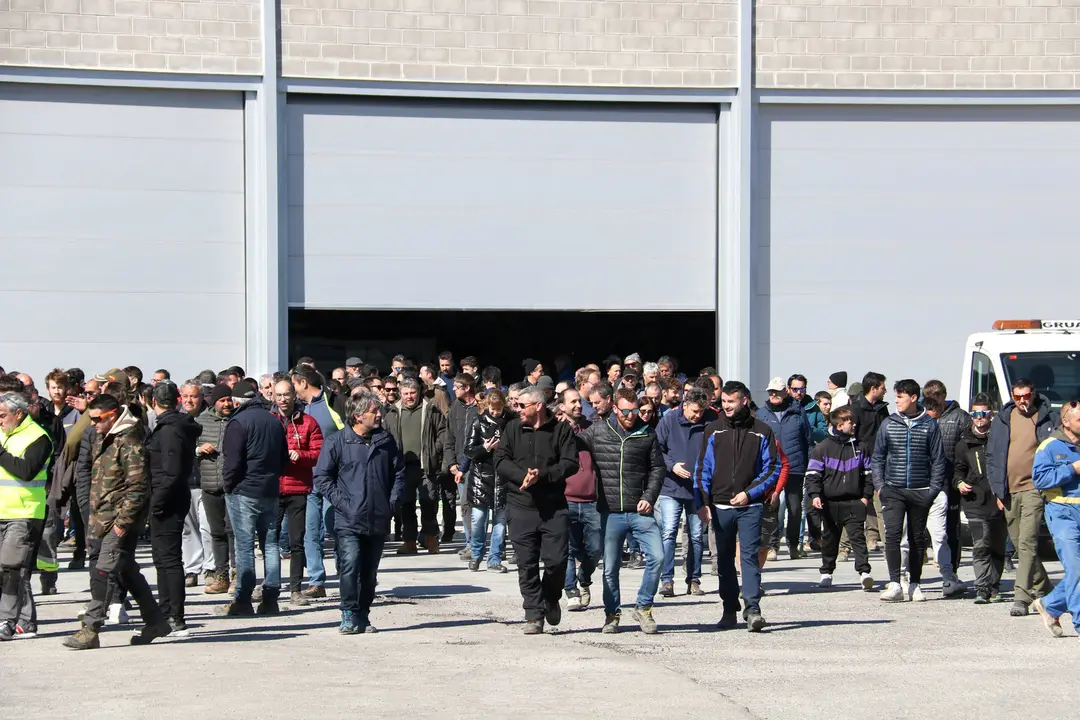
[287,98,718,311]
[756,105,1080,396]
[0,83,246,382]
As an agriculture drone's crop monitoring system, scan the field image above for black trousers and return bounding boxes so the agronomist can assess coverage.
[880,486,934,584]
[440,476,458,540]
[820,499,871,575]
[507,503,568,622]
[150,507,187,621]
[68,497,86,558]
[946,496,962,577]
[277,494,308,592]
[969,513,1007,593]
[784,474,805,549]
[402,466,439,544]
[85,528,163,632]
[201,491,234,574]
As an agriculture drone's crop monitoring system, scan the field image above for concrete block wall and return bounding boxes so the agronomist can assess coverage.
[0,0,261,73]
[278,0,738,86]
[756,0,1080,90]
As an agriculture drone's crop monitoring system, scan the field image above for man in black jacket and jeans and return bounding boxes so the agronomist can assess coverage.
[146,382,200,634]
[850,372,889,549]
[495,386,578,635]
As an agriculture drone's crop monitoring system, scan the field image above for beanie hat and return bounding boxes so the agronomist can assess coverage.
[522,358,540,373]
[210,383,233,405]
[829,371,848,388]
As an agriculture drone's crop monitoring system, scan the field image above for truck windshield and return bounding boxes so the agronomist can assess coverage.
[999,352,1080,408]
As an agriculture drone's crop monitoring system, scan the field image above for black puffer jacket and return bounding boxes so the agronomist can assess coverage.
[581,416,664,514]
[936,400,972,472]
[494,413,577,512]
[146,409,200,516]
[870,409,946,495]
[850,394,889,455]
[464,410,510,510]
[194,407,230,494]
[954,427,998,518]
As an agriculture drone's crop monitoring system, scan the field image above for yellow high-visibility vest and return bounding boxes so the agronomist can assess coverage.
[0,414,49,521]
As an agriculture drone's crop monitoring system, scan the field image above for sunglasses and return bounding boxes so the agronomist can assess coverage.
[1012,391,1033,401]
[971,410,993,419]
[89,410,117,424]
[617,408,639,417]
[789,387,807,394]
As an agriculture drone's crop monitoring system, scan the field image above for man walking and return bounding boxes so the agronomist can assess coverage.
[872,380,946,603]
[584,389,666,634]
[922,379,970,597]
[446,373,478,546]
[557,389,601,611]
[495,386,577,635]
[987,377,1056,617]
[315,390,405,634]
[219,381,288,617]
[755,378,812,560]
[850,372,889,550]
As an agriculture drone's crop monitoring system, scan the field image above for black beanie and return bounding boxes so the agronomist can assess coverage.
[522,358,539,373]
[210,383,232,405]
[829,371,848,388]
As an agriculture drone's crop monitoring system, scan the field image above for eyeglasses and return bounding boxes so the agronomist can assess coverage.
[971,410,993,419]
[1012,391,1033,401]
[617,408,639,417]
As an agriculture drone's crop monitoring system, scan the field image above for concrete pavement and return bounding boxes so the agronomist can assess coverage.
[1,537,1076,720]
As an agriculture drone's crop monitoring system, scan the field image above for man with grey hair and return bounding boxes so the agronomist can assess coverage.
[0,391,51,641]
[218,380,288,617]
[179,380,210,586]
[258,374,275,403]
[641,362,660,389]
[315,390,405,634]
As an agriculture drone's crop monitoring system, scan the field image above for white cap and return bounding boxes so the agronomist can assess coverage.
[766,377,786,392]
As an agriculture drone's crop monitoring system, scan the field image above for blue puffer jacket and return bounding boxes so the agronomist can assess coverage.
[986,396,1056,501]
[314,426,405,536]
[755,400,812,475]
[870,408,946,495]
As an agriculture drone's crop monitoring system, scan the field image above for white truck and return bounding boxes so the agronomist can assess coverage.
[958,319,1080,412]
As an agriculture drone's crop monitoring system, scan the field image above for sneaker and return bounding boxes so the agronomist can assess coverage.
[256,599,280,616]
[107,603,131,626]
[67,556,86,570]
[185,573,198,588]
[627,552,646,569]
[838,549,850,563]
[989,591,1006,604]
[363,625,379,634]
[62,626,100,650]
[0,622,14,641]
[301,585,326,599]
[716,612,738,630]
[973,588,991,605]
[14,622,37,639]
[130,619,172,645]
[867,541,881,553]
[746,608,766,632]
[909,584,926,602]
[204,573,229,594]
[659,581,675,598]
[546,598,562,627]
[788,545,801,561]
[488,563,508,573]
[579,586,591,609]
[1005,557,1016,573]
[339,611,360,635]
[468,558,481,571]
[39,579,57,596]
[860,573,875,591]
[458,547,471,561]
[899,571,910,596]
[601,613,620,634]
[1032,597,1064,638]
[765,547,777,562]
[1010,600,1029,617]
[167,618,190,637]
[566,593,583,611]
[689,581,705,596]
[290,591,310,607]
[252,584,264,602]
[523,619,545,635]
[880,582,905,603]
[632,606,658,634]
[818,574,833,589]
[396,541,418,555]
[217,600,256,617]
[942,580,967,598]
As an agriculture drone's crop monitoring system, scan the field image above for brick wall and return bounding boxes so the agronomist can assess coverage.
[755,0,1080,90]
[279,0,738,86]
[0,0,261,73]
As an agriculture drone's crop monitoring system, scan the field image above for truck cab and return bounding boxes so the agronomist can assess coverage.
[959,319,1080,412]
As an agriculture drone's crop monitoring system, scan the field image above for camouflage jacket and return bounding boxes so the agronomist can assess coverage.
[88,407,150,539]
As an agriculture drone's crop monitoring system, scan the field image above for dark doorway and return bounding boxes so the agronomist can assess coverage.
[289,310,717,379]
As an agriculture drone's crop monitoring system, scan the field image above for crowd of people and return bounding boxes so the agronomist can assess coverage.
[0,351,1078,647]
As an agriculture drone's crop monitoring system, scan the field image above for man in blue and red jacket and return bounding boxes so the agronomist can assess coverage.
[695,380,781,634]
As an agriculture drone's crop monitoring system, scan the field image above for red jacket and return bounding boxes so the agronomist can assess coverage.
[275,408,323,495]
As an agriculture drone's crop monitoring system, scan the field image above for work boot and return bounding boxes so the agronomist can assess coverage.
[579,586,591,609]
[396,541,418,555]
[746,608,767,632]
[185,573,198,588]
[39,575,58,596]
[228,568,237,594]
[217,600,256,617]
[658,581,675,598]
[523,619,544,635]
[290,591,310,607]
[130,619,172,646]
[716,612,737,630]
[256,599,280,616]
[601,613,620,634]
[546,598,562,627]
[458,547,471,561]
[62,626,100,650]
[632,606,658,634]
[301,585,326,599]
[688,581,705,596]
[167,618,190,637]
[468,559,480,571]
[1010,600,1029,617]
[204,573,229,594]
[424,536,440,554]
[68,554,86,570]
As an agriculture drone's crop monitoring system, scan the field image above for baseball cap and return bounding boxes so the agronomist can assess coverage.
[345,356,363,367]
[232,379,257,400]
[536,376,555,391]
[93,368,129,384]
[624,353,642,365]
[766,377,786,392]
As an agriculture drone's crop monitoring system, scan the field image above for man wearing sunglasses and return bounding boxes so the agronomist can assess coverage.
[987,377,1056,617]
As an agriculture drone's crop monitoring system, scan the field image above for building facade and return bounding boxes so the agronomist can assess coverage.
[2,0,1076,394]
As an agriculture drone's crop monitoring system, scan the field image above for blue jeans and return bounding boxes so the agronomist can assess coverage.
[337,531,385,627]
[469,506,507,566]
[601,511,663,615]
[565,501,602,593]
[658,495,704,585]
[225,493,281,603]
[1042,502,1080,631]
[305,491,335,587]
[712,503,764,614]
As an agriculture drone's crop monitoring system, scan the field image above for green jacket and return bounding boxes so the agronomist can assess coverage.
[88,407,150,539]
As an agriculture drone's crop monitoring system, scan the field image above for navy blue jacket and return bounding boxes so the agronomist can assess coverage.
[985,395,1056,501]
[755,400,812,475]
[222,401,289,499]
[314,426,405,536]
[870,409,946,495]
[655,404,717,501]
